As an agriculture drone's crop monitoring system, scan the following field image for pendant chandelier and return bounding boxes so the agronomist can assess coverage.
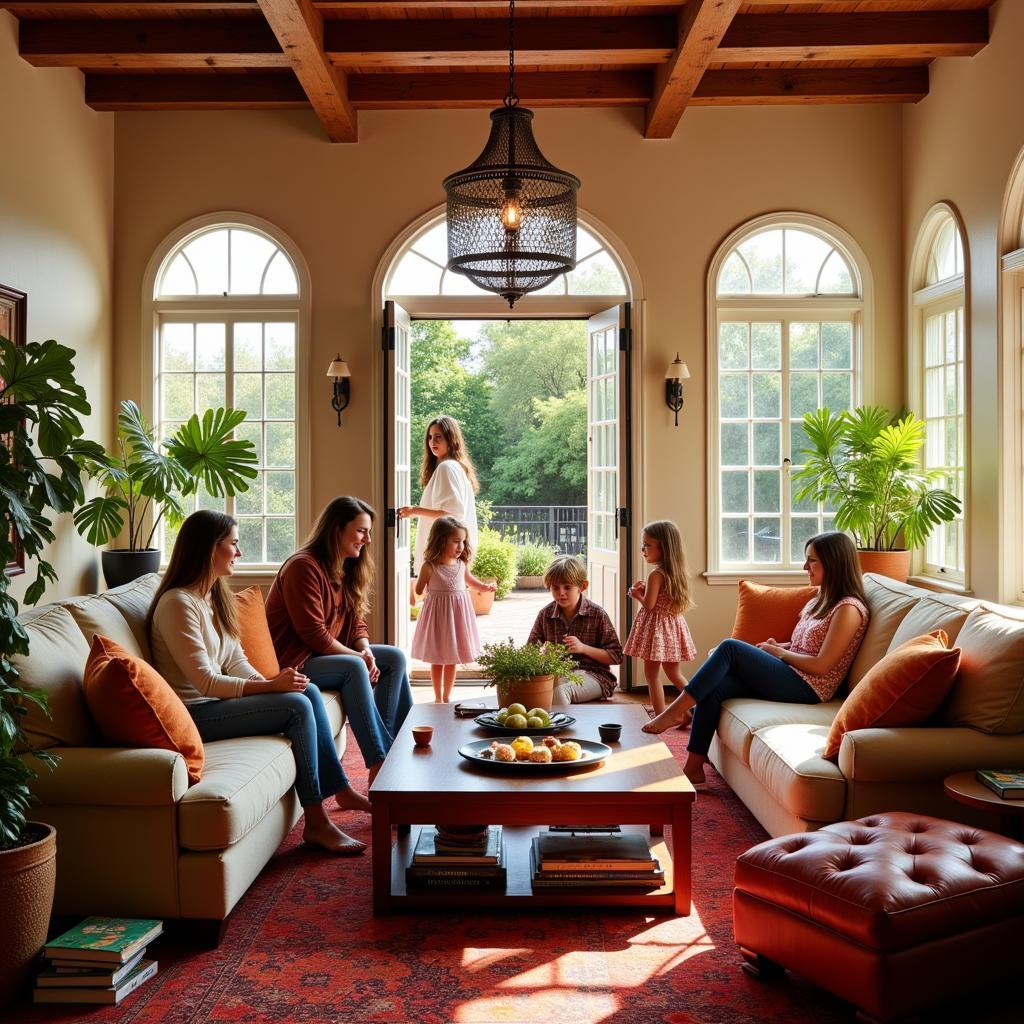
[442,0,581,308]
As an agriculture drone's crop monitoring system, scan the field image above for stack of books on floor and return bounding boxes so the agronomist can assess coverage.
[531,830,664,888]
[406,824,505,889]
[34,917,162,1005]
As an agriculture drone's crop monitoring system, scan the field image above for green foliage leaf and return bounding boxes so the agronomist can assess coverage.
[164,407,258,498]
[73,496,127,547]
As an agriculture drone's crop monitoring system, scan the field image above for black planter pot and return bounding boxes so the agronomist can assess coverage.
[101,548,161,589]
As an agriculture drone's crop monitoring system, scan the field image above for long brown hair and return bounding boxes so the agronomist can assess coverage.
[145,510,240,640]
[301,496,376,619]
[422,515,472,567]
[418,415,480,493]
[642,520,693,614]
[806,531,866,618]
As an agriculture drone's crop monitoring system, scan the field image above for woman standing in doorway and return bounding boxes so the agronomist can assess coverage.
[398,415,480,575]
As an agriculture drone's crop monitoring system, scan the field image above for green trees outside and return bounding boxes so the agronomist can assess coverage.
[410,319,587,506]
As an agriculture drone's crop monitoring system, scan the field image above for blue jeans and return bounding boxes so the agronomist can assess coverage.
[187,683,346,807]
[685,639,820,757]
[302,645,413,767]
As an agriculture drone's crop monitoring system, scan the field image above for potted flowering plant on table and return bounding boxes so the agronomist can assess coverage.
[476,638,582,713]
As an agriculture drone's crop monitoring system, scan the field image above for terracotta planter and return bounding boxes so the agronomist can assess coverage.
[470,578,498,616]
[516,575,546,590]
[496,674,555,712]
[0,821,56,1004]
[858,549,912,583]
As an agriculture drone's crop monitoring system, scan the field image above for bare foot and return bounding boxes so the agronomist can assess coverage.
[303,820,366,856]
[642,703,693,734]
[335,786,372,813]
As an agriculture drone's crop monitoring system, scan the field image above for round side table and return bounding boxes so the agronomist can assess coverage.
[944,772,1024,840]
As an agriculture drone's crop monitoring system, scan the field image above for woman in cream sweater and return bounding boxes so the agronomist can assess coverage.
[147,509,367,855]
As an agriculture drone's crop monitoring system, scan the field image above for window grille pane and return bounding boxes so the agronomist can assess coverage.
[752,374,781,419]
[183,230,229,295]
[390,252,442,295]
[266,472,295,515]
[722,519,749,563]
[784,230,831,294]
[817,251,854,294]
[196,323,225,371]
[721,423,749,466]
[412,223,449,266]
[236,474,263,515]
[162,324,194,370]
[262,250,299,294]
[196,373,225,412]
[265,323,296,371]
[567,251,625,294]
[753,471,780,514]
[752,422,781,465]
[236,421,262,463]
[237,518,263,563]
[718,252,750,294]
[753,518,781,562]
[229,230,276,294]
[791,517,819,557]
[822,323,852,369]
[265,375,296,420]
[159,254,198,296]
[790,323,820,369]
[790,421,812,465]
[722,470,748,513]
[265,422,294,468]
[822,373,852,414]
[162,375,194,420]
[751,323,781,369]
[720,374,749,419]
[234,323,263,370]
[267,518,295,564]
[234,374,263,418]
[739,230,783,293]
[790,373,820,418]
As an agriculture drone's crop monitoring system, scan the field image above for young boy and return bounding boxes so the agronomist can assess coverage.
[526,555,623,704]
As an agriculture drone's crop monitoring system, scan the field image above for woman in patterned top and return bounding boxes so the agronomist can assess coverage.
[643,531,869,788]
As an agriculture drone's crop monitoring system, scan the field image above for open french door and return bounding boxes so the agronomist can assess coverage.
[383,300,412,650]
[587,303,633,687]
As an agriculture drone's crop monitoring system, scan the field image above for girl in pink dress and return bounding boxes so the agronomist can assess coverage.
[412,516,496,703]
[623,519,696,715]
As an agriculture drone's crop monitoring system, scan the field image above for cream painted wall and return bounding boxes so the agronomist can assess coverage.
[113,101,903,648]
[0,13,114,602]
[903,0,1024,604]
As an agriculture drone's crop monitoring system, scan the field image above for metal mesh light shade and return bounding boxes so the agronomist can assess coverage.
[443,106,581,307]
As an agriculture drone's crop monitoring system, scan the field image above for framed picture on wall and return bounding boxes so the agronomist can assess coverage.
[1,282,27,577]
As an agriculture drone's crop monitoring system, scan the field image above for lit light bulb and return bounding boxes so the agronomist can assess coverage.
[500,193,523,232]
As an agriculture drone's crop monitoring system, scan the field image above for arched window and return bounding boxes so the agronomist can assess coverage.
[148,218,307,569]
[910,204,967,584]
[707,215,869,575]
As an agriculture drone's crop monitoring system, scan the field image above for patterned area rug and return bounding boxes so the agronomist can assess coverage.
[18,717,1019,1024]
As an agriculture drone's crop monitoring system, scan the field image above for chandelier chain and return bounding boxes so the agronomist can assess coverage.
[504,0,518,108]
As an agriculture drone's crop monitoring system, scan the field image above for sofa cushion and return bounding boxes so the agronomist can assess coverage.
[719,698,840,766]
[14,605,96,750]
[178,735,297,850]
[887,595,975,651]
[99,573,161,661]
[747,723,847,823]
[731,581,817,646]
[942,605,1024,734]
[63,593,144,659]
[823,631,961,760]
[83,634,204,784]
[234,586,280,679]
[848,574,922,688]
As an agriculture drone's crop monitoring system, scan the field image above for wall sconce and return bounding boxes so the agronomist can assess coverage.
[326,354,351,426]
[665,353,690,427]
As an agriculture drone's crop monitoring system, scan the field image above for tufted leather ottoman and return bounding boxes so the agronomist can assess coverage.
[733,812,1024,1022]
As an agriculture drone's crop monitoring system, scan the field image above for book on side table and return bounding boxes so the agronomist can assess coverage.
[976,769,1024,799]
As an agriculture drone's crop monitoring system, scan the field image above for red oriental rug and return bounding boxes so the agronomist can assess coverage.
[16,721,1019,1024]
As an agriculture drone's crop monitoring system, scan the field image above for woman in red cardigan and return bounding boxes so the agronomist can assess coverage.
[266,497,413,786]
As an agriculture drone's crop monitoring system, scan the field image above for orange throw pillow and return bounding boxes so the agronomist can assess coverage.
[822,630,961,761]
[83,634,204,784]
[731,581,818,646]
[234,586,280,679]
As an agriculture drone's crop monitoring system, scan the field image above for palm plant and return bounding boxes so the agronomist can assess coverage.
[793,405,961,552]
[74,400,258,551]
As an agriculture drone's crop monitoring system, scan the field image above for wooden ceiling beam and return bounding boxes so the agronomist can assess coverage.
[645,0,743,140]
[692,66,929,106]
[3,0,675,8]
[257,0,356,141]
[716,11,988,64]
[86,71,308,109]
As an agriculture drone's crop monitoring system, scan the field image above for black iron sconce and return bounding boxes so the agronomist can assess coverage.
[326,354,351,426]
[665,353,690,427]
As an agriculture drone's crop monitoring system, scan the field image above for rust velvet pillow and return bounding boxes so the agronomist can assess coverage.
[822,630,961,761]
[83,634,204,784]
[731,581,818,646]
[234,586,280,679]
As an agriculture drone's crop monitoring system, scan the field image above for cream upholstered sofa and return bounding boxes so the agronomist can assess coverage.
[710,573,1024,838]
[15,574,345,929]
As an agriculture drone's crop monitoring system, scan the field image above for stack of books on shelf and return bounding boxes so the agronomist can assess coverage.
[976,768,1024,799]
[406,824,505,889]
[530,830,664,889]
[34,917,162,1005]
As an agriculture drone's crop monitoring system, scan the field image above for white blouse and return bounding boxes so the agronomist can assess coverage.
[413,459,478,572]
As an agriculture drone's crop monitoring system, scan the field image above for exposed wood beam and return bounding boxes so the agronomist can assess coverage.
[257,0,356,141]
[2,0,674,9]
[645,0,742,140]
[85,69,651,109]
[716,11,988,64]
[692,66,929,105]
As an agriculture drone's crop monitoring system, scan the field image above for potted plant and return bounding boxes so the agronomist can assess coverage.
[0,336,106,1002]
[516,541,556,590]
[476,638,582,712]
[793,405,961,582]
[470,528,517,614]
[74,400,258,587]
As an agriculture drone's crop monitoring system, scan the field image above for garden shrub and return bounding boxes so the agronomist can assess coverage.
[471,528,518,599]
[516,541,556,577]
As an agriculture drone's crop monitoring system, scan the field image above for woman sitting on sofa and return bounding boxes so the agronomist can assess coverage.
[147,509,367,855]
[266,496,413,788]
[644,531,869,787]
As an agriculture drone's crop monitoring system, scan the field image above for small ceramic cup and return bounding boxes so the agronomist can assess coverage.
[598,722,622,743]
[411,726,434,748]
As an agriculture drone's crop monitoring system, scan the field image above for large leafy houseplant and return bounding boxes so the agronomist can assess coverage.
[793,405,961,553]
[74,399,258,554]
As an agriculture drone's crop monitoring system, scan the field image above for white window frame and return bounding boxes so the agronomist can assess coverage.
[706,213,872,583]
[908,203,969,589]
[141,213,312,580]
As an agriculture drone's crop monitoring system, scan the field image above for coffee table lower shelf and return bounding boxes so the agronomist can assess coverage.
[387,825,678,911]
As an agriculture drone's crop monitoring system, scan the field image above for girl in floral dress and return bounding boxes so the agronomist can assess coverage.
[624,519,696,715]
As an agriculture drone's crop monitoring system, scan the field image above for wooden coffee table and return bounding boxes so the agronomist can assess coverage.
[944,771,1024,839]
[370,703,696,916]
